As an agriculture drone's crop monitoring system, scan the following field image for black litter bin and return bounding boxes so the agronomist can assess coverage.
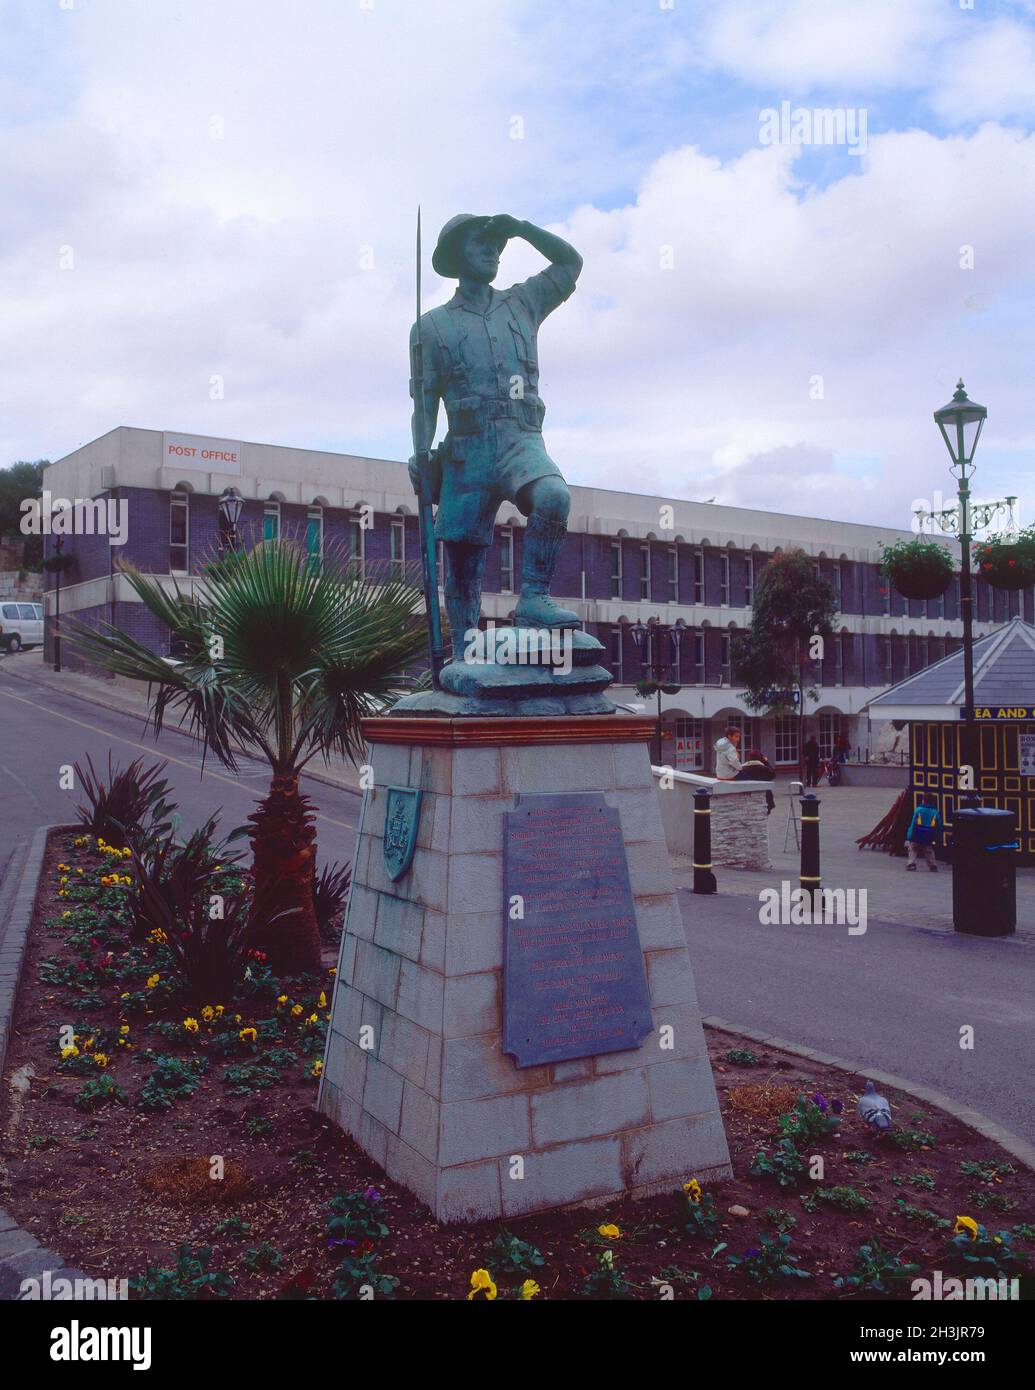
[951,806,1017,937]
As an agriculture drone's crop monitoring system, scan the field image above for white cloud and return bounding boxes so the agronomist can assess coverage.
[1,0,1034,532]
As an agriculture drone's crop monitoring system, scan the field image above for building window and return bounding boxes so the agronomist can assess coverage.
[305,508,323,567]
[834,633,844,685]
[693,549,704,604]
[881,577,890,616]
[390,516,405,580]
[500,527,514,593]
[348,511,366,574]
[693,630,705,677]
[744,554,755,607]
[674,717,704,770]
[774,717,799,765]
[819,712,842,760]
[882,636,893,682]
[639,544,651,601]
[721,632,732,681]
[610,541,622,599]
[720,551,730,605]
[833,565,843,609]
[667,546,678,603]
[723,713,758,750]
[263,500,280,543]
[169,491,189,572]
[610,627,624,683]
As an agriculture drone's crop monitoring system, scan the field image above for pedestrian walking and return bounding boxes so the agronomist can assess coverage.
[906,793,941,872]
[803,735,821,788]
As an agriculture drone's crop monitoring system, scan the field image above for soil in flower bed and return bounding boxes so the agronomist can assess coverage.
[2,828,1034,1300]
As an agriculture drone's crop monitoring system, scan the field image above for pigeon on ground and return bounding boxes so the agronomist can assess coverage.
[857,1080,892,1131]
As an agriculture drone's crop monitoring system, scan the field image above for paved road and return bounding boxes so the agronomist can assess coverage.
[0,660,361,909]
[679,887,1035,1142]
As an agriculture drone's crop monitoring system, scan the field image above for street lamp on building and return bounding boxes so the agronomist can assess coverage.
[917,380,1010,788]
[631,616,683,766]
[218,488,244,552]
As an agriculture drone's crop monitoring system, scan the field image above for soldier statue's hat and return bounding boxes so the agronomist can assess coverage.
[432,213,494,278]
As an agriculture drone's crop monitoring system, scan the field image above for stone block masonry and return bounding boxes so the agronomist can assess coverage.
[319,716,731,1223]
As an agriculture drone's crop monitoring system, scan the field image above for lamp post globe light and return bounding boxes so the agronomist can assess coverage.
[920,380,1017,794]
[218,487,245,551]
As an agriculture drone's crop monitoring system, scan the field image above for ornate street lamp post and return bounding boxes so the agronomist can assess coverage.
[917,380,1013,788]
[631,617,684,765]
[218,488,245,552]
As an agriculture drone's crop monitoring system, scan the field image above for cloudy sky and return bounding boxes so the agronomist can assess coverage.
[3,0,1034,527]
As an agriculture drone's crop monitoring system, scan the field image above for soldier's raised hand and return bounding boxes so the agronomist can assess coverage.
[485,214,522,246]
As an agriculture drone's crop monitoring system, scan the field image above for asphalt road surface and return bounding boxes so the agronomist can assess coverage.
[0,662,361,923]
[679,887,1035,1143]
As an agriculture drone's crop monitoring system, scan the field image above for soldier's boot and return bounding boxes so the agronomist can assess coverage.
[444,543,487,663]
[515,515,580,628]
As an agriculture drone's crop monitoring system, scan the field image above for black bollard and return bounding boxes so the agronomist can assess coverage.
[693,786,717,895]
[799,791,821,906]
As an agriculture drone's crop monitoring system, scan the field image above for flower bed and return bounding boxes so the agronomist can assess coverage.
[2,829,1034,1300]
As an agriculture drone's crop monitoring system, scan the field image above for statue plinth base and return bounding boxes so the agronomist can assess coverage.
[393,625,615,717]
[317,714,732,1224]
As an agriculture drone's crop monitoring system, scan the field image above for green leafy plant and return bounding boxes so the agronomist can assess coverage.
[834,1241,920,1294]
[332,1251,398,1300]
[889,1128,935,1153]
[728,1232,811,1285]
[223,1063,280,1095]
[678,1185,722,1241]
[879,538,954,601]
[907,1172,936,1193]
[973,527,1035,591]
[777,1093,841,1144]
[945,1223,1028,1278]
[212,1215,251,1238]
[131,1245,233,1300]
[326,1188,389,1245]
[74,1074,126,1110]
[724,1049,759,1065]
[893,1200,951,1231]
[245,1116,273,1138]
[313,860,352,942]
[975,1192,1016,1214]
[68,539,429,974]
[844,1150,878,1165]
[486,1233,545,1279]
[72,754,176,851]
[960,1159,1015,1184]
[579,1248,632,1299]
[750,1138,807,1188]
[816,1186,871,1214]
[139,1055,206,1110]
[244,1242,282,1271]
[763,1207,797,1234]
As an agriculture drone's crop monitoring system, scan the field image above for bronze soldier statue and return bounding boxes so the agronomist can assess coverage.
[409,213,583,673]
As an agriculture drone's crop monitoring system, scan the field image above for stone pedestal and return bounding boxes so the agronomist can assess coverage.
[654,769,774,871]
[318,716,731,1223]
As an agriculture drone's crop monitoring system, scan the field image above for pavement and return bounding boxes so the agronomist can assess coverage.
[672,779,1035,937]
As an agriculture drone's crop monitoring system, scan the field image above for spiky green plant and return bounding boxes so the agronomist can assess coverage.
[67,539,428,972]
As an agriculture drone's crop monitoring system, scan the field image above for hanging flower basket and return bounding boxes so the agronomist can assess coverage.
[974,529,1035,591]
[878,539,954,602]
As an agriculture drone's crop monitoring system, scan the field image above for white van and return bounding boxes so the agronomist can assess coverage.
[0,601,45,653]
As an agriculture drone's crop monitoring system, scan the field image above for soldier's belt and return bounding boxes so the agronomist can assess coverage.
[446,395,543,435]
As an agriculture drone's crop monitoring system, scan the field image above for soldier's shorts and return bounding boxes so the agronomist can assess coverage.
[434,420,563,546]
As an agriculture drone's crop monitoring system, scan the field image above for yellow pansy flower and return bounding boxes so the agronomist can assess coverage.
[318,992,327,1009]
[311,1059,323,1078]
[466,1269,497,1301]
[239,1027,257,1042]
[60,1045,79,1059]
[93,1053,109,1068]
[184,1018,199,1033]
[598,1223,621,1239]
[291,1005,303,1017]
[954,1216,979,1239]
[518,1280,540,1300]
[119,1025,130,1036]
[683,1178,702,1203]
[201,1006,215,1022]
[146,974,160,988]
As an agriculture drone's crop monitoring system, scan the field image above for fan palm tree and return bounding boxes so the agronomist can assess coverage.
[67,538,429,974]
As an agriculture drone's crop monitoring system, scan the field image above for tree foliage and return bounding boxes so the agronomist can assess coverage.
[0,460,47,567]
[732,550,838,757]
